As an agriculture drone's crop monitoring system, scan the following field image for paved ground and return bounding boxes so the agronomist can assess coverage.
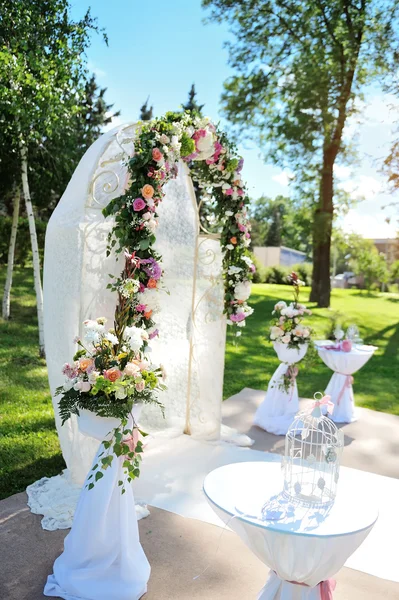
[1,389,399,599]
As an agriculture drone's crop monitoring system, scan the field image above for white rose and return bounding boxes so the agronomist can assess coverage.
[281,307,297,319]
[270,326,284,340]
[146,218,158,233]
[234,280,251,301]
[282,335,291,344]
[142,212,151,221]
[196,130,214,153]
[225,210,234,217]
[88,371,100,384]
[274,301,287,312]
[228,266,242,275]
[114,386,127,400]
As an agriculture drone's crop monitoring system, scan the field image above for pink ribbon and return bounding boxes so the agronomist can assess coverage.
[336,374,354,406]
[283,574,337,599]
[320,578,337,600]
[314,394,334,415]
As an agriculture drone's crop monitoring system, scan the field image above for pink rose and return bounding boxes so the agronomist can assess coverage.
[230,312,246,323]
[124,362,141,377]
[152,148,163,162]
[225,188,233,196]
[142,212,151,221]
[135,380,145,392]
[81,381,91,392]
[133,198,146,211]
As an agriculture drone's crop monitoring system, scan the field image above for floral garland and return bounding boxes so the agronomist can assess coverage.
[57,113,255,492]
[103,112,254,340]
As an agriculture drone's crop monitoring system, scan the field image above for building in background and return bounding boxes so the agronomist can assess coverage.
[370,238,399,266]
[254,246,308,268]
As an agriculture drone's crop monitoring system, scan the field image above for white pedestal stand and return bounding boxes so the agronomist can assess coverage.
[254,343,308,435]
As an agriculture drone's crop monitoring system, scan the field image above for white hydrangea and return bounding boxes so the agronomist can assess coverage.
[234,280,251,301]
[124,326,145,352]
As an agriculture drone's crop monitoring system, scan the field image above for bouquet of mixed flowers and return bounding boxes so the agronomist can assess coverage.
[57,316,166,492]
[269,272,312,349]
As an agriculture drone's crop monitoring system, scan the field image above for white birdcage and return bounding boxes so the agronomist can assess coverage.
[282,393,344,506]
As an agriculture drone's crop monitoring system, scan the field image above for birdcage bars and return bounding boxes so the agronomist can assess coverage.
[283,395,344,507]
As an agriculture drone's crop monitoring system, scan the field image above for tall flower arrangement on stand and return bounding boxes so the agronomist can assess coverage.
[269,272,313,391]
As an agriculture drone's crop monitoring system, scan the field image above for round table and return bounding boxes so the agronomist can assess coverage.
[203,462,378,600]
[315,342,377,423]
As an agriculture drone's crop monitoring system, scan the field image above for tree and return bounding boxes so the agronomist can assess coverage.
[350,242,389,291]
[183,83,204,114]
[250,195,313,254]
[0,0,102,353]
[139,97,153,121]
[203,0,399,306]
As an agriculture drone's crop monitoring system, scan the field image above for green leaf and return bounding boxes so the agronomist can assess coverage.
[95,471,104,482]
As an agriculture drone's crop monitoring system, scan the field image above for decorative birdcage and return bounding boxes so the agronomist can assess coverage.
[282,393,344,506]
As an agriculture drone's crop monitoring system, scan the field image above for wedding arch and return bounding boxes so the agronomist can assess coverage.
[42,113,254,488]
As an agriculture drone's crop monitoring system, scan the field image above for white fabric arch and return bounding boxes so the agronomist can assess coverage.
[42,122,226,484]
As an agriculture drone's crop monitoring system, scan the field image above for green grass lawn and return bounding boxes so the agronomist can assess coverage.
[1,268,398,499]
[225,284,399,413]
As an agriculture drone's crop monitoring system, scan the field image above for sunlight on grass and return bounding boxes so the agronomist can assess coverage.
[225,284,399,415]
[0,269,398,499]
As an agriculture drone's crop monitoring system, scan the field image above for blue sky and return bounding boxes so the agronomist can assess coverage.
[71,0,398,238]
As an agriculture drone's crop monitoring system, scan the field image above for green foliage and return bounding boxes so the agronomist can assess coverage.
[390,260,399,283]
[250,195,313,256]
[350,245,389,291]
[139,97,153,121]
[204,0,399,305]
[0,217,46,265]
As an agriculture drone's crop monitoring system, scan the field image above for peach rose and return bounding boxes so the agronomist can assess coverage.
[147,278,157,289]
[79,358,94,372]
[152,148,163,162]
[104,367,122,382]
[230,237,237,245]
[124,362,140,377]
[144,309,153,319]
[142,184,154,199]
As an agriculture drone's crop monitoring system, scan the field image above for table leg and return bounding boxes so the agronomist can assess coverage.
[258,571,335,599]
[325,372,356,423]
[253,363,299,435]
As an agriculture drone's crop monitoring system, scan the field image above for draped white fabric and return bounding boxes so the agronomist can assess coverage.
[254,343,308,435]
[33,122,227,529]
[204,462,377,599]
[44,406,150,600]
[316,345,376,423]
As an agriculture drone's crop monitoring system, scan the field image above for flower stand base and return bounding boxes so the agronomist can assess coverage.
[253,363,299,435]
[44,406,150,600]
[254,343,308,436]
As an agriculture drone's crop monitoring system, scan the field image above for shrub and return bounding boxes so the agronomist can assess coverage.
[0,217,47,266]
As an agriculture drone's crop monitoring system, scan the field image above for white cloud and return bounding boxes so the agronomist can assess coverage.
[272,170,294,187]
[363,93,399,126]
[340,175,382,201]
[102,112,123,132]
[88,61,106,80]
[334,164,352,179]
[342,208,397,238]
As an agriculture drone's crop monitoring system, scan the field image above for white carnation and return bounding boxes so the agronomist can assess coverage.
[234,280,251,301]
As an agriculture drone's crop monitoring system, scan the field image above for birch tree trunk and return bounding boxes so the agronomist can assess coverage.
[2,189,20,319]
[20,141,45,357]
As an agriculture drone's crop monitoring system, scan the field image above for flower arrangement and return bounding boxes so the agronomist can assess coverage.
[57,316,166,492]
[102,112,254,338]
[269,272,312,349]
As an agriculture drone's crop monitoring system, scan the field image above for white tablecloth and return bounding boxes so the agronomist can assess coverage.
[315,343,377,423]
[254,343,308,435]
[204,462,378,599]
[44,407,150,600]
